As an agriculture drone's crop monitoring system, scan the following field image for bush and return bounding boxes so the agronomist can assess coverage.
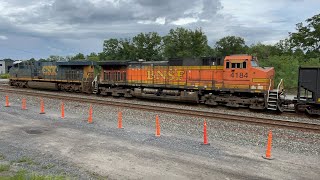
[260,56,320,90]
[0,164,10,172]
[0,74,10,79]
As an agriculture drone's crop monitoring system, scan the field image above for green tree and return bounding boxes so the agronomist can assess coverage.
[65,55,73,61]
[71,53,86,61]
[260,56,320,90]
[163,27,208,58]
[133,32,163,61]
[103,38,136,60]
[87,52,100,62]
[275,39,293,55]
[247,43,282,60]
[203,45,217,57]
[260,56,299,89]
[289,13,320,57]
[27,58,36,63]
[191,29,208,57]
[47,55,65,62]
[98,52,107,61]
[118,38,136,60]
[215,36,248,56]
[103,38,121,60]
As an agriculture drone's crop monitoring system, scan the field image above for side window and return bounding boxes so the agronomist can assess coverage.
[226,62,230,69]
[230,62,247,69]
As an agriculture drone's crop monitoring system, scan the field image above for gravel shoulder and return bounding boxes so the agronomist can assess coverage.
[0,92,319,179]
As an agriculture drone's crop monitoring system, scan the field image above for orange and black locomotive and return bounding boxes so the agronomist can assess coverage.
[96,54,281,111]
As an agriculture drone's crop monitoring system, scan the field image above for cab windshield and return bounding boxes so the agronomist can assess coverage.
[251,60,258,67]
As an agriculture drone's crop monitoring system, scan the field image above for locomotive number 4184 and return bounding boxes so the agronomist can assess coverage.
[231,72,248,78]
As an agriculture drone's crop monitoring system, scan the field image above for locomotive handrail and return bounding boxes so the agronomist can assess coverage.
[267,78,272,103]
[277,79,283,94]
[275,79,284,107]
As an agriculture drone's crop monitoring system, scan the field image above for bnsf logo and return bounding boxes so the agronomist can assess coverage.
[147,70,185,80]
[42,66,57,76]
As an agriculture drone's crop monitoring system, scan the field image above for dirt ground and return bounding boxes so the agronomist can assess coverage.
[0,101,319,179]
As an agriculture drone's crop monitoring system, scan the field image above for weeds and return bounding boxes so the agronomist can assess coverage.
[0,154,5,160]
[0,169,68,179]
[0,164,10,172]
[16,157,38,165]
[0,74,9,79]
[41,164,55,170]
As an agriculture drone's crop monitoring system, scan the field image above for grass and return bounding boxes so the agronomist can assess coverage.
[0,164,10,172]
[15,157,38,165]
[0,170,68,180]
[41,164,55,170]
[0,154,4,160]
[0,74,9,79]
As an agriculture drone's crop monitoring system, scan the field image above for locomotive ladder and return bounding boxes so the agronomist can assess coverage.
[92,75,99,94]
[267,79,284,111]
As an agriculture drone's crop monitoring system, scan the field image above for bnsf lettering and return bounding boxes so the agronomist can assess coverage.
[147,70,185,80]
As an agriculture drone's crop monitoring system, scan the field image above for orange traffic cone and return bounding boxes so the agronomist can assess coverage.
[88,105,93,124]
[263,130,273,160]
[61,101,65,119]
[118,111,123,129]
[40,98,45,114]
[5,95,10,107]
[21,98,27,110]
[155,115,160,137]
[201,120,210,145]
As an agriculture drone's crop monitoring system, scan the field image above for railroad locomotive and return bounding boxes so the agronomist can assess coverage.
[8,55,320,115]
[9,61,95,93]
[97,55,279,111]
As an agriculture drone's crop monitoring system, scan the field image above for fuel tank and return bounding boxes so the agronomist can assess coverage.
[27,81,59,90]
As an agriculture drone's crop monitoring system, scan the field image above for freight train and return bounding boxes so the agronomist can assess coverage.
[8,55,320,115]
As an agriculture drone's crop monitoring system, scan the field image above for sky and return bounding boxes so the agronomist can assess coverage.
[0,0,319,60]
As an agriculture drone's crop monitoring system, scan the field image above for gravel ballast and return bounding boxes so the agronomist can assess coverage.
[0,91,319,179]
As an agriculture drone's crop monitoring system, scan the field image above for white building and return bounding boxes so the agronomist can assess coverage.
[0,59,14,74]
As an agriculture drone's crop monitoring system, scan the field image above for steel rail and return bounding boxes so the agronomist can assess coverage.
[1,87,320,133]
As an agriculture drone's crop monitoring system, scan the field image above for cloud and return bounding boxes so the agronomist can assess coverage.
[0,0,221,39]
[171,17,199,26]
[0,35,8,40]
[0,0,319,59]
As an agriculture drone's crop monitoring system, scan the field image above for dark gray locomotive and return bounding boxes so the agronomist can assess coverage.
[9,61,95,93]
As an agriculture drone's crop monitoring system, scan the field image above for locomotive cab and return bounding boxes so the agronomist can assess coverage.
[223,55,274,92]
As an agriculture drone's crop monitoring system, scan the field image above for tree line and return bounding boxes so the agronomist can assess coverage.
[24,13,319,62]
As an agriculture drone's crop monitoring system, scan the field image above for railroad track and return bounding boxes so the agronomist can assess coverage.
[1,86,320,133]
